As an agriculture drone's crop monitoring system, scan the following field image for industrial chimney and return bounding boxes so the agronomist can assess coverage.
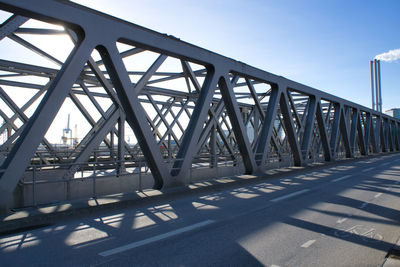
[370,59,382,112]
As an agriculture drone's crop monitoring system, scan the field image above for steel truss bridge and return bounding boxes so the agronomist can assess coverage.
[0,0,399,211]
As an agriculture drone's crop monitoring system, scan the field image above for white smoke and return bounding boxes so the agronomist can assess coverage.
[375,48,400,62]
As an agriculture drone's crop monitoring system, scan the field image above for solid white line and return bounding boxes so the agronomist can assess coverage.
[301,239,316,248]
[270,189,310,202]
[361,167,375,173]
[375,193,383,198]
[99,220,214,257]
[336,218,347,224]
[331,175,352,183]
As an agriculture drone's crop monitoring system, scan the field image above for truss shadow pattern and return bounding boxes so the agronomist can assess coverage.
[0,0,399,209]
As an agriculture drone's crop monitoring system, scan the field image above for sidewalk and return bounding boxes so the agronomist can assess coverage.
[0,164,311,235]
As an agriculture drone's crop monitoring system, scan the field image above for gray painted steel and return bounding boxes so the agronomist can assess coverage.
[0,0,399,211]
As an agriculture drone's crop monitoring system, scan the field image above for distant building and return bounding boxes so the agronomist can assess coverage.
[385,108,400,119]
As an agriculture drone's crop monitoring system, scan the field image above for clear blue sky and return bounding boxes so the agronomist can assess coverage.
[72,0,400,111]
[74,1,400,110]
[75,0,400,111]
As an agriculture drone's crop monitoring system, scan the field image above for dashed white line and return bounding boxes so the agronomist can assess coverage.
[301,239,316,248]
[359,202,368,209]
[337,218,348,224]
[99,220,214,257]
[374,193,383,198]
[361,167,375,173]
[331,175,352,183]
[270,189,310,202]
[381,162,390,166]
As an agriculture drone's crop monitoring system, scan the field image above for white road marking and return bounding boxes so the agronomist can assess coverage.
[374,193,383,198]
[331,175,352,183]
[271,265,280,267]
[381,162,390,166]
[359,202,368,209]
[337,218,348,224]
[361,167,375,173]
[301,239,316,248]
[270,189,310,202]
[99,220,214,257]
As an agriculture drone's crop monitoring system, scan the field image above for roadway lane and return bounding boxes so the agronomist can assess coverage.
[1,153,400,266]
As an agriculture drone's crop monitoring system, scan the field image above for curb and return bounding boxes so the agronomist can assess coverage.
[382,236,400,267]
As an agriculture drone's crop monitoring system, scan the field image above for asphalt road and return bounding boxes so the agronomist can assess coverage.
[1,153,400,266]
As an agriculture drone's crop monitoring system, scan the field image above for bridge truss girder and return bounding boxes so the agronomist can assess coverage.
[0,0,399,210]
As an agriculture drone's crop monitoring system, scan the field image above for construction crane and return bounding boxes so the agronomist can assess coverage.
[61,114,72,146]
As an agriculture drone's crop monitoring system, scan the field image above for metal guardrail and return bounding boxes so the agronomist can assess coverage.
[22,153,243,206]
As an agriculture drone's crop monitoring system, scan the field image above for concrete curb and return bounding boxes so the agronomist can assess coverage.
[382,236,400,267]
[0,153,396,236]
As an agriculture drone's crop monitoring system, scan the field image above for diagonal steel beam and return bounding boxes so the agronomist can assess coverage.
[8,33,63,66]
[0,14,29,41]
[171,68,219,178]
[219,75,256,173]
[134,55,167,94]
[356,112,367,155]
[254,84,280,166]
[0,37,93,211]
[63,108,120,178]
[349,108,358,155]
[339,108,352,158]
[315,100,332,161]
[98,44,169,189]
[300,96,316,160]
[279,90,302,166]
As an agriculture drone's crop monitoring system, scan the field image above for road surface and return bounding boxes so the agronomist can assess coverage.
[1,153,400,266]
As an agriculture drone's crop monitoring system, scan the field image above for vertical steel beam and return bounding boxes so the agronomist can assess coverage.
[117,112,125,175]
[379,118,386,152]
[364,112,371,155]
[389,120,395,152]
[394,121,400,151]
[210,123,217,168]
